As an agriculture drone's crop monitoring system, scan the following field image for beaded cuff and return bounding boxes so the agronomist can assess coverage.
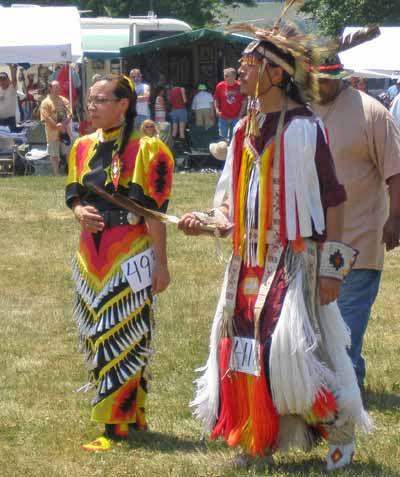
[319,241,359,281]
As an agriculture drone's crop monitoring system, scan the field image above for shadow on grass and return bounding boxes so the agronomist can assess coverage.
[362,388,400,411]
[127,430,206,453]
[206,456,395,477]
[273,458,395,477]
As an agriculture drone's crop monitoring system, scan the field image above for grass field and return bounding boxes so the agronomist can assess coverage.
[0,174,399,477]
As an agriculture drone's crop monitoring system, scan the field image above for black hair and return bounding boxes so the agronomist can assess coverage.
[261,41,307,106]
[150,85,168,119]
[97,74,137,156]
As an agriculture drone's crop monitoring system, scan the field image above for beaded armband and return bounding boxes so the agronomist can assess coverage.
[319,241,359,281]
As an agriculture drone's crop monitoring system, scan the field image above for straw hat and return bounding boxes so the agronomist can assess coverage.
[209,141,228,161]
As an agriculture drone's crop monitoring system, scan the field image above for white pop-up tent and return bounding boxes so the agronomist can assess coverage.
[339,27,400,78]
[0,5,82,64]
[0,5,83,114]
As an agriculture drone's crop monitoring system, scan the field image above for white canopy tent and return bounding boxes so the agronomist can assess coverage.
[0,6,82,64]
[0,6,83,120]
[339,27,400,79]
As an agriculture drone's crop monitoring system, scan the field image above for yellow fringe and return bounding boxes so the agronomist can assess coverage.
[257,144,274,267]
[238,147,255,259]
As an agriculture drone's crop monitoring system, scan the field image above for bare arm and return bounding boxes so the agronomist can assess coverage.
[214,99,220,117]
[8,64,17,88]
[319,203,345,305]
[382,173,400,251]
[181,87,187,104]
[64,99,73,121]
[325,203,344,242]
[146,218,170,294]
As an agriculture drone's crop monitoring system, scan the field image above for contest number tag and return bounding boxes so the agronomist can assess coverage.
[121,248,155,292]
[229,336,258,376]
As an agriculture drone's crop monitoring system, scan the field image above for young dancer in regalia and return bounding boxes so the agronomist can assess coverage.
[66,74,173,451]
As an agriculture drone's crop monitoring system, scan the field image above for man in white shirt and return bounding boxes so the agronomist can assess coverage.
[191,84,215,128]
[0,65,18,131]
[129,68,150,127]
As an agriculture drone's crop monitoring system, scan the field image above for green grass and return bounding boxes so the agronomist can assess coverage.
[0,174,399,477]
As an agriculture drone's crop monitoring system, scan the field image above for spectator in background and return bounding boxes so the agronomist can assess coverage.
[169,84,187,145]
[40,80,72,176]
[129,68,150,126]
[91,73,102,85]
[214,67,245,142]
[350,75,367,93]
[390,92,400,128]
[23,70,39,120]
[0,65,18,131]
[387,78,400,105]
[140,118,159,137]
[191,83,214,128]
[151,86,168,123]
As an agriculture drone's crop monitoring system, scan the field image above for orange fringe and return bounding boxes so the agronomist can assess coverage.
[212,341,279,456]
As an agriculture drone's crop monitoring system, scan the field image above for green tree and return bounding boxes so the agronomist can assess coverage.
[2,0,255,28]
[302,0,400,36]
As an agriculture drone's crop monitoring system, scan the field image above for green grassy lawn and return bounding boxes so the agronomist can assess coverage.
[0,174,399,477]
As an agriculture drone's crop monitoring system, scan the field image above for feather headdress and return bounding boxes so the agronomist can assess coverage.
[230,1,319,107]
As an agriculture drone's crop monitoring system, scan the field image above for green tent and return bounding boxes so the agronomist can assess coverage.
[120,28,252,57]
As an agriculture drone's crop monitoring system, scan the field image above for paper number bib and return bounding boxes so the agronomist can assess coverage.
[121,248,155,292]
[229,336,258,376]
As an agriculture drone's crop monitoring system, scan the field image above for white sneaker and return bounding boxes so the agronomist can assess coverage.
[326,441,355,472]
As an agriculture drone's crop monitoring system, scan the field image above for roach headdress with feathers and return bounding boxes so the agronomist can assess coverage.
[230,0,319,107]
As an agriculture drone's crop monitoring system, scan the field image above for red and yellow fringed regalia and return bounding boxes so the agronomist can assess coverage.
[66,129,173,429]
[192,111,372,457]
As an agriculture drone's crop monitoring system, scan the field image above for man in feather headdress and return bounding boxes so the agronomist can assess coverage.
[178,3,372,472]
[313,31,400,393]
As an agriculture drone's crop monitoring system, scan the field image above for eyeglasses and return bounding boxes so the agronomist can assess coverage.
[86,96,119,106]
[144,125,155,129]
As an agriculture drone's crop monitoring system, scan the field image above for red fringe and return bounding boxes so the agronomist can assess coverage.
[212,341,280,456]
[311,386,337,421]
[211,338,237,440]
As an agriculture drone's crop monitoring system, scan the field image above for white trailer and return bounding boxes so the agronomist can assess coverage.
[81,15,192,91]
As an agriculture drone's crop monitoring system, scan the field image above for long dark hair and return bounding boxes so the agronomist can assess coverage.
[149,85,168,119]
[98,74,137,155]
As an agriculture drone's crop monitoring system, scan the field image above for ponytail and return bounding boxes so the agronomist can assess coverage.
[119,90,137,155]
